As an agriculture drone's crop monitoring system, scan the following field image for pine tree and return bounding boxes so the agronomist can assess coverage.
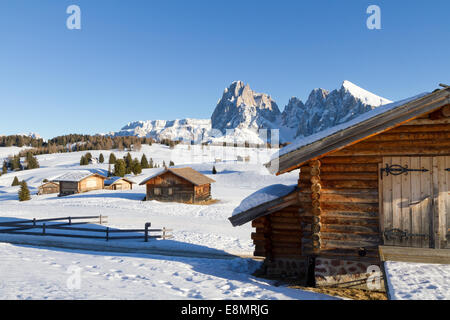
[140,154,149,169]
[212,166,217,174]
[132,158,142,175]
[114,159,126,177]
[18,180,31,201]
[108,163,112,177]
[109,153,116,164]
[99,153,105,163]
[26,152,39,170]
[149,158,154,168]
[169,160,175,167]
[11,176,20,186]
[80,155,88,166]
[124,153,133,174]
[163,161,167,169]
[11,155,21,171]
[2,161,7,174]
[85,152,93,163]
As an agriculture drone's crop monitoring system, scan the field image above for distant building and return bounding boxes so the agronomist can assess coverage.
[52,171,107,196]
[37,182,59,195]
[237,155,250,162]
[139,167,215,203]
[104,177,134,191]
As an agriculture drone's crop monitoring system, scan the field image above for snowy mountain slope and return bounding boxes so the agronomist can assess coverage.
[106,80,391,145]
[109,119,211,143]
[284,80,392,139]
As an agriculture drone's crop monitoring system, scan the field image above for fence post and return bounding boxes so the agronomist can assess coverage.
[42,223,46,235]
[33,218,36,227]
[106,227,109,241]
[163,227,166,240]
[144,223,151,242]
[99,215,102,225]
[68,217,72,225]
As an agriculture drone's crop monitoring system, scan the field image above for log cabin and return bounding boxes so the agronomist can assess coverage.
[104,177,134,191]
[139,167,215,203]
[229,85,450,288]
[52,171,107,196]
[37,181,59,195]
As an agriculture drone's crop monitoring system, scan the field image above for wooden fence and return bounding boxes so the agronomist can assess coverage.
[0,215,172,242]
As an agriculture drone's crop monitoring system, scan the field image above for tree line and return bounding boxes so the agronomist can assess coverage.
[79,152,174,177]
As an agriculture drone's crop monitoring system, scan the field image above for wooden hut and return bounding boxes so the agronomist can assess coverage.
[230,86,450,287]
[104,177,134,190]
[37,182,60,195]
[52,171,107,196]
[139,167,215,203]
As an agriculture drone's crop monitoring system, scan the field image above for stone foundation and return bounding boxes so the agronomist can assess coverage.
[263,258,309,282]
[314,257,385,291]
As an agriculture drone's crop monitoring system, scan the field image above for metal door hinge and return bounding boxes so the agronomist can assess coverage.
[381,164,429,179]
[384,228,429,240]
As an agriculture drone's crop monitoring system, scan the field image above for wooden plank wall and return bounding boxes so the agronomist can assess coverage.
[59,181,78,195]
[145,171,195,203]
[80,176,104,192]
[194,184,211,202]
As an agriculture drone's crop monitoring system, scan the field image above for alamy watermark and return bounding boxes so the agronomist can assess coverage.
[66,5,81,30]
[66,265,82,290]
[366,5,381,30]
[366,265,382,290]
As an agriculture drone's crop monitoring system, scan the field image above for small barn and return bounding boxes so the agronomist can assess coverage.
[104,177,134,190]
[139,167,215,203]
[37,182,60,195]
[52,171,107,196]
[230,86,450,288]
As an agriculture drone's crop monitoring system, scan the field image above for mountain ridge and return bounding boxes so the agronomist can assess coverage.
[105,80,392,145]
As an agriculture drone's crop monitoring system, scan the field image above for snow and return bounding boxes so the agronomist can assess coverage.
[342,80,392,106]
[0,144,334,300]
[232,184,296,216]
[0,243,337,300]
[273,92,429,160]
[384,261,450,300]
[0,146,30,162]
[52,170,104,182]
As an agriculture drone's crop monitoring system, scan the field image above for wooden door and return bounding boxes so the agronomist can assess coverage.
[380,157,434,248]
[434,156,450,249]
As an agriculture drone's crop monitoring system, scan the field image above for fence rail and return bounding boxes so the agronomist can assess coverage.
[0,215,172,242]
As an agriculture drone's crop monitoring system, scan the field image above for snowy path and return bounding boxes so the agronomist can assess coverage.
[0,243,336,300]
[384,261,450,300]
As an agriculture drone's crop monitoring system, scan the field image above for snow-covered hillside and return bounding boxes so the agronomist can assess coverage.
[105,80,391,145]
[0,144,341,300]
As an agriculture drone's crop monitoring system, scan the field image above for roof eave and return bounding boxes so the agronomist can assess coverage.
[267,88,450,175]
[229,189,298,227]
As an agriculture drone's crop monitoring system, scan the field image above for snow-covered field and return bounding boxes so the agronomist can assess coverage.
[385,261,450,300]
[0,144,336,300]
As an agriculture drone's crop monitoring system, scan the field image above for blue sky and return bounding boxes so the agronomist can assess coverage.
[0,0,449,139]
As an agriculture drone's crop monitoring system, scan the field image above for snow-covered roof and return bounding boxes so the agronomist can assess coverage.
[52,170,106,182]
[232,184,296,216]
[104,176,135,186]
[266,87,450,175]
[229,184,297,227]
